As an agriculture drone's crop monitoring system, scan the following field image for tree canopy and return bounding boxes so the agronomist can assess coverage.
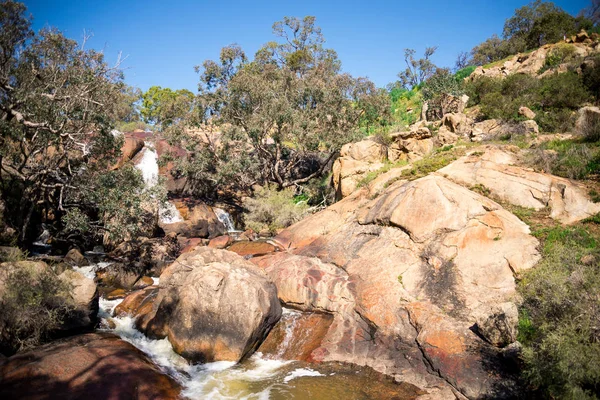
[178,16,389,194]
[0,0,153,244]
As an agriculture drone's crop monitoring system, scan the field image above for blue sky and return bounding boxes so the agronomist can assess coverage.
[24,0,590,91]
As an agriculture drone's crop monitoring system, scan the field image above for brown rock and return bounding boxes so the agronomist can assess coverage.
[142,247,281,363]
[112,134,144,170]
[439,146,600,224]
[114,286,159,320]
[227,241,276,257]
[133,276,154,290]
[259,172,542,397]
[0,333,181,400]
[95,263,141,290]
[208,235,232,249]
[58,269,99,332]
[106,288,127,300]
[518,106,536,120]
[258,309,333,362]
[64,248,89,267]
[161,200,225,239]
[179,237,204,254]
[474,302,519,347]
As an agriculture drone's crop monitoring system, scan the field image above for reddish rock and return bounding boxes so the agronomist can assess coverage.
[161,200,225,239]
[133,276,154,290]
[0,333,181,400]
[179,237,204,254]
[258,310,333,362]
[106,288,127,300]
[112,134,144,170]
[227,241,276,257]
[114,286,159,321]
[142,247,281,363]
[208,235,232,249]
[155,139,188,193]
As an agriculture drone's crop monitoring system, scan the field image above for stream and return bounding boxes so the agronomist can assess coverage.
[84,262,420,400]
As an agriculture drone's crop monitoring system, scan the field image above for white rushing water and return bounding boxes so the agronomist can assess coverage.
[134,142,183,224]
[214,208,238,233]
[97,292,325,399]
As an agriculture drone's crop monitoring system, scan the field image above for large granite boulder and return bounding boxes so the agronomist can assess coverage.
[0,333,181,400]
[142,247,281,363]
[254,173,541,398]
[438,146,600,224]
[59,269,99,332]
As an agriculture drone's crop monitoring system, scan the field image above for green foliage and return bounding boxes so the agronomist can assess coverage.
[470,1,592,66]
[401,151,458,180]
[518,223,600,399]
[468,71,590,133]
[582,55,600,96]
[389,86,422,130]
[539,43,578,73]
[421,68,463,102]
[243,187,309,234]
[395,47,437,90]
[356,160,408,189]
[62,165,166,245]
[192,16,390,192]
[454,65,476,81]
[0,263,74,355]
[140,86,195,128]
[528,139,600,179]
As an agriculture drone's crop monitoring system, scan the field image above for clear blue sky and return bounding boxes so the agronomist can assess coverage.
[23,0,590,91]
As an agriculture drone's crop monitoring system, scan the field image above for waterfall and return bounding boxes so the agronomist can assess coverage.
[134,142,183,224]
[214,208,238,233]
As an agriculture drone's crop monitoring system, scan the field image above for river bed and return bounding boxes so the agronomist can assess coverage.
[95,271,421,400]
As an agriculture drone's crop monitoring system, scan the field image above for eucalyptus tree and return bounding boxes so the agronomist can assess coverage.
[191,16,389,192]
[0,0,151,244]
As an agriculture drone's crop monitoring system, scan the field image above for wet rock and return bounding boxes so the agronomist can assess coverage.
[142,247,281,363]
[114,286,159,321]
[0,333,181,400]
[112,133,144,170]
[161,200,225,239]
[227,241,276,257]
[258,310,334,362]
[133,276,154,290]
[64,248,89,267]
[95,263,141,291]
[106,288,127,300]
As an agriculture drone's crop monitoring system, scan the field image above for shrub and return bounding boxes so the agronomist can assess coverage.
[535,108,576,133]
[454,66,476,81]
[578,109,600,142]
[0,263,74,355]
[465,76,502,106]
[582,55,600,99]
[243,187,310,234]
[539,43,578,73]
[538,72,590,110]
[518,224,600,399]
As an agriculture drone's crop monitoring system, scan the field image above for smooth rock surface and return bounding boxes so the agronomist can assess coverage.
[0,333,181,400]
[142,247,281,363]
[438,147,600,224]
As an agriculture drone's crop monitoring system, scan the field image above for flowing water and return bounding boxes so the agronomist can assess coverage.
[134,142,183,224]
[214,208,239,233]
[95,277,420,400]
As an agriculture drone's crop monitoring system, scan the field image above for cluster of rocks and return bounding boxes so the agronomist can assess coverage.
[469,31,600,80]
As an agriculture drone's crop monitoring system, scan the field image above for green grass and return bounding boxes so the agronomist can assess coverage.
[356,160,408,188]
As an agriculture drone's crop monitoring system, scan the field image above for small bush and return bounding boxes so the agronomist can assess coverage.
[535,108,576,133]
[539,44,578,73]
[519,224,600,399]
[0,263,74,355]
[243,187,310,234]
[538,72,590,110]
[578,110,600,143]
[454,66,476,81]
